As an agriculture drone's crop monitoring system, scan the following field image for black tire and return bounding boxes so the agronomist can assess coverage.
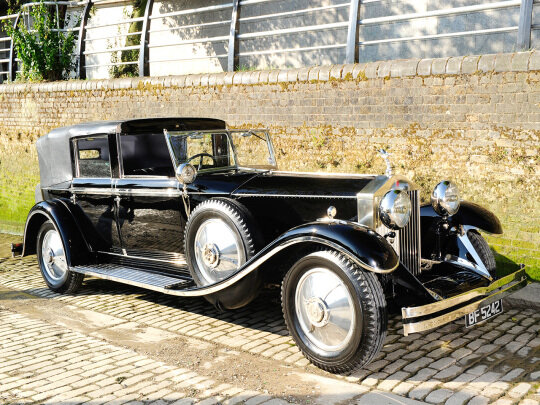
[36,221,84,293]
[184,198,260,285]
[282,250,387,373]
[467,230,497,278]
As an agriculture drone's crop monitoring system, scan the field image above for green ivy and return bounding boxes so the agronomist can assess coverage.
[3,0,78,81]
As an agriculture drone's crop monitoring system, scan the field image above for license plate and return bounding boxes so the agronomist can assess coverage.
[465,299,503,327]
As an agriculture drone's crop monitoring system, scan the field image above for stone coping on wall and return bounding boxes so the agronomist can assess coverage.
[0,51,538,94]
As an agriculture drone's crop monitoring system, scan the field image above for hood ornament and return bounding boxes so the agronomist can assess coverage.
[377,149,393,177]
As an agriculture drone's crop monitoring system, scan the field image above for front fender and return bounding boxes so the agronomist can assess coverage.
[262,221,400,273]
[202,220,399,309]
[421,201,503,234]
[420,200,502,278]
[22,199,90,266]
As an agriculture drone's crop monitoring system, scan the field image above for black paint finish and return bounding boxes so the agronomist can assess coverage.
[420,200,503,261]
[71,177,118,249]
[259,221,399,272]
[22,199,90,266]
[116,178,184,254]
[233,172,373,198]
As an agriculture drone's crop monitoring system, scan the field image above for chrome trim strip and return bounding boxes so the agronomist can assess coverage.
[71,235,398,297]
[71,187,112,195]
[114,188,181,197]
[71,187,181,197]
[233,193,357,199]
[402,269,526,336]
[269,170,377,179]
[99,250,187,266]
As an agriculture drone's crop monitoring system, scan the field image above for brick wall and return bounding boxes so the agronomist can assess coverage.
[0,51,538,275]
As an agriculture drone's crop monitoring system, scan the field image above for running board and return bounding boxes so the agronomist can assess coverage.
[71,264,195,292]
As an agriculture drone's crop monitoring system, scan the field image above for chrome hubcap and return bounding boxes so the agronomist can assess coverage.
[306,297,330,328]
[41,229,68,282]
[194,218,244,285]
[202,243,220,268]
[295,268,357,354]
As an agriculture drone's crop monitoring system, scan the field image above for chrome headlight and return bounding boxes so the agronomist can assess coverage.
[431,180,460,216]
[379,190,412,229]
[176,163,197,184]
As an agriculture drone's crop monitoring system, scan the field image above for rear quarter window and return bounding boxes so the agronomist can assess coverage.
[74,136,111,178]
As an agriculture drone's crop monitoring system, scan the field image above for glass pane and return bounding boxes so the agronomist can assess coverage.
[120,133,174,177]
[168,132,235,170]
[76,136,111,178]
[229,130,276,168]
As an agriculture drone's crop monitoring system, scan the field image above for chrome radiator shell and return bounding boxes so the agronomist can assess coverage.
[357,175,422,275]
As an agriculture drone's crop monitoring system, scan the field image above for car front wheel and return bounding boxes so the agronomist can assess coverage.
[36,221,84,293]
[467,230,497,278]
[282,250,387,373]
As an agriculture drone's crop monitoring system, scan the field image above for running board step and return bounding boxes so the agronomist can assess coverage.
[71,263,194,291]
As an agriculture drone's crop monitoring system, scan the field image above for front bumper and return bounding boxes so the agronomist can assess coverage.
[401,266,527,336]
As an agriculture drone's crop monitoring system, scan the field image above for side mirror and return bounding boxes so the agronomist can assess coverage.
[176,163,197,184]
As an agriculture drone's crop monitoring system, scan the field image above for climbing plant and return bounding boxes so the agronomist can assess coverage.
[3,0,78,81]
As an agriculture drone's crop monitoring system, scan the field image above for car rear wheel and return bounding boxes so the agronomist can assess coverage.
[36,221,84,293]
[282,250,387,373]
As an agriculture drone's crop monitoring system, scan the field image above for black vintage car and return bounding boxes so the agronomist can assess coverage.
[14,118,526,373]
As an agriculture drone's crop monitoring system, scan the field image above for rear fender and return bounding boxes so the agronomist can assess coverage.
[22,199,91,266]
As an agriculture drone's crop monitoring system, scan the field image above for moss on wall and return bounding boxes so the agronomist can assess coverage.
[0,60,538,279]
[0,137,39,234]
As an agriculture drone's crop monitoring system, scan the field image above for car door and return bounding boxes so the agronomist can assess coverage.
[71,134,121,251]
[115,132,185,261]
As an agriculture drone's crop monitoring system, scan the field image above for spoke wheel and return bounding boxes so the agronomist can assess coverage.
[36,221,84,293]
[282,250,387,373]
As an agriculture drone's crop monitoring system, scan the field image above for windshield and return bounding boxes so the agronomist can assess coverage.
[164,129,277,172]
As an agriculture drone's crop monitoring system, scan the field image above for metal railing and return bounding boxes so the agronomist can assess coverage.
[0,14,17,82]
[0,0,538,82]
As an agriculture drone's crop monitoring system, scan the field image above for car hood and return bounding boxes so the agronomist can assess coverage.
[231,171,377,198]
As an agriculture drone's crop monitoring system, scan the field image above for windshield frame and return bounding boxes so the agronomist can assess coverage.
[163,129,278,174]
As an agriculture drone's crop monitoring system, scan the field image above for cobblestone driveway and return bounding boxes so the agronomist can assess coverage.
[0,255,538,405]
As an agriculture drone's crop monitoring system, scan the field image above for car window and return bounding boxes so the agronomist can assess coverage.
[120,133,174,177]
[168,132,235,170]
[75,136,111,178]
[229,131,276,168]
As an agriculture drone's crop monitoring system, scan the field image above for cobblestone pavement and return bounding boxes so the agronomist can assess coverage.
[0,255,539,405]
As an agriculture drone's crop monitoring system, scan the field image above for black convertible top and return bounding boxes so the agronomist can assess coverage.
[37,118,226,188]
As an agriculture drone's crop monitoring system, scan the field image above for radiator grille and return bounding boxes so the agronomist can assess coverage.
[399,190,421,275]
